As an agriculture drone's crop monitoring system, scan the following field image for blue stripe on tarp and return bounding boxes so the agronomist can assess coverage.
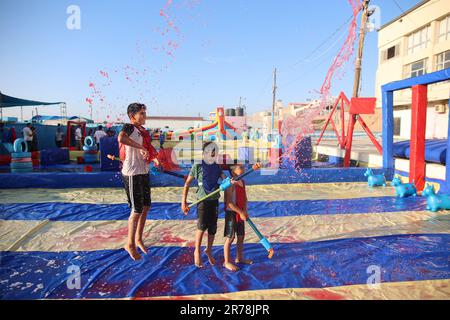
[0,234,448,299]
[0,196,428,221]
[0,171,185,189]
[0,167,394,189]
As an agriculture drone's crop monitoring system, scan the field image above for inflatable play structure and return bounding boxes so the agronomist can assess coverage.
[64,120,87,149]
[175,107,241,141]
[83,136,98,164]
[382,68,450,194]
[9,139,33,173]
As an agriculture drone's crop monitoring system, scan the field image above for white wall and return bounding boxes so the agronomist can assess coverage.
[394,103,449,139]
[145,119,211,132]
[376,0,450,108]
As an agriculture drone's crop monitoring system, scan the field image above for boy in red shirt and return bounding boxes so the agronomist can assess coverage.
[223,164,252,271]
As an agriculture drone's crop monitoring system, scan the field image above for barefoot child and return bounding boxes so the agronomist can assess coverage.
[223,164,252,271]
[181,141,230,268]
[118,103,159,260]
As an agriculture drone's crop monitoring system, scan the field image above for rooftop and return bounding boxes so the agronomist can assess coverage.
[379,0,430,31]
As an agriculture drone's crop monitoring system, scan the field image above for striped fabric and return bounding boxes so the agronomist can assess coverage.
[0,183,449,300]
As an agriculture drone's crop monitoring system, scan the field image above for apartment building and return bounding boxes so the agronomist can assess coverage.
[375,0,450,139]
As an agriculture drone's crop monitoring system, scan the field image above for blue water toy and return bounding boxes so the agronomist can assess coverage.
[422,183,450,212]
[247,218,274,259]
[364,168,386,187]
[391,176,417,198]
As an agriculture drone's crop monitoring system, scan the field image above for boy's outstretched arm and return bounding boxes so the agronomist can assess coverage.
[181,175,194,215]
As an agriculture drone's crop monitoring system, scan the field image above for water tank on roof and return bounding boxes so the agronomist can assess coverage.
[236,107,244,117]
[229,108,236,116]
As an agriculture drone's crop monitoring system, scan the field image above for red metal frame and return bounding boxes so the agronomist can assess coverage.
[64,121,87,148]
[316,92,350,148]
[317,92,382,167]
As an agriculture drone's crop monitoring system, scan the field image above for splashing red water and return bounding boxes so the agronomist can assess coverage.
[281,0,363,163]
[85,1,201,121]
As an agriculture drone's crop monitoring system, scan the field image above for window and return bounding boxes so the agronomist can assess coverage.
[438,15,450,43]
[436,50,450,71]
[407,26,430,55]
[394,118,401,136]
[404,59,428,78]
[381,43,400,63]
[387,46,396,59]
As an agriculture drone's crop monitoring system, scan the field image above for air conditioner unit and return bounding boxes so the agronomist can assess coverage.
[435,104,446,114]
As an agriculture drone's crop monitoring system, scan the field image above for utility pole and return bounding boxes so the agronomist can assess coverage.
[344,0,371,167]
[271,68,277,135]
[352,0,370,98]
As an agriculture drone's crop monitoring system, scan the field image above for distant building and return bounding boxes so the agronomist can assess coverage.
[146,116,206,131]
[376,0,450,139]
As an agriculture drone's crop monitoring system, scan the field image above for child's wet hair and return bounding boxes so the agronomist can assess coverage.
[229,164,243,174]
[202,141,218,152]
[127,103,146,119]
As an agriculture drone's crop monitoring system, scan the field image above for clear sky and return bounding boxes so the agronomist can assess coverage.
[0,0,422,122]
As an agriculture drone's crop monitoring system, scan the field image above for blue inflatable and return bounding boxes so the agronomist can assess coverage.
[364,168,386,187]
[422,184,450,212]
[294,137,312,170]
[40,148,70,165]
[391,176,417,198]
[13,138,28,153]
[394,139,447,165]
[11,152,31,158]
[11,139,33,173]
[100,136,120,171]
[84,136,95,148]
[83,136,98,164]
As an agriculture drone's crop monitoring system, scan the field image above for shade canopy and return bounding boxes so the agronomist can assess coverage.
[0,92,64,108]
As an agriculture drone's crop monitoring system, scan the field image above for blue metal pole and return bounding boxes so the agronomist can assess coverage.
[382,90,394,172]
[443,97,450,194]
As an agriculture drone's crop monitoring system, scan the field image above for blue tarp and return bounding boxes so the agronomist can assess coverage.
[0,167,394,189]
[1,234,449,299]
[0,196,428,222]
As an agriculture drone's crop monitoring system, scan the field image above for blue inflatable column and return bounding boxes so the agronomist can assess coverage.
[294,137,312,169]
[100,136,120,171]
[382,90,394,172]
[442,97,450,195]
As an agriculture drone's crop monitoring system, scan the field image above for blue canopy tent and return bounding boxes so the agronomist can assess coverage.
[0,91,64,121]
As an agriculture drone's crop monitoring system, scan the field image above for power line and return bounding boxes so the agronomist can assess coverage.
[290,14,355,68]
[392,0,419,28]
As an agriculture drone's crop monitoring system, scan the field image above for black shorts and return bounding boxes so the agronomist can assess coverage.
[197,199,219,235]
[122,174,151,214]
[224,210,245,239]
